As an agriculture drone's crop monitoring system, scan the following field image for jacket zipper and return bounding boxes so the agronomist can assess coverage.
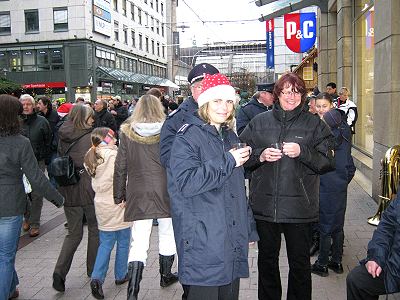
[299,178,311,205]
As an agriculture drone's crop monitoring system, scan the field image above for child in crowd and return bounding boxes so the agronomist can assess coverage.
[84,127,131,299]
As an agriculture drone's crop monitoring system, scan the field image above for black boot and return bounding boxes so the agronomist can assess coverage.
[159,254,179,287]
[127,261,144,300]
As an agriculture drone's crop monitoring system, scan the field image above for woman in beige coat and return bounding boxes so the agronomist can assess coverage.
[84,127,131,299]
[113,94,178,300]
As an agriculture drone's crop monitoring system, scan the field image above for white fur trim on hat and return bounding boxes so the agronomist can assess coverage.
[197,84,236,107]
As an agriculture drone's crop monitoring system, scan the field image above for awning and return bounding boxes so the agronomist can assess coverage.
[255,0,329,21]
[96,66,179,89]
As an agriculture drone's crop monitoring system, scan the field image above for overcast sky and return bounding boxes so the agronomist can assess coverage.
[176,0,269,47]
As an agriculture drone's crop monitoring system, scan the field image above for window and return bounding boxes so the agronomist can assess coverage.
[131,30,136,47]
[25,10,39,33]
[156,20,159,34]
[22,50,36,71]
[162,45,165,58]
[10,51,21,71]
[139,33,143,50]
[51,48,64,69]
[150,16,154,31]
[123,25,128,44]
[151,40,154,54]
[161,3,164,16]
[131,4,135,21]
[145,37,149,52]
[161,23,164,37]
[138,8,142,25]
[113,0,118,11]
[0,12,11,34]
[144,0,147,3]
[145,13,148,27]
[122,0,127,16]
[114,21,119,41]
[53,8,68,31]
[0,51,8,70]
[157,42,160,56]
[150,0,153,9]
[156,0,159,12]
[37,49,49,70]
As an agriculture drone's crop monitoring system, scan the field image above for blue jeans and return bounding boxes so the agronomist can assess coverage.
[0,215,22,300]
[91,227,131,283]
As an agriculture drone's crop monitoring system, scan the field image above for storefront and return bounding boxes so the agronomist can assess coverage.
[22,81,66,103]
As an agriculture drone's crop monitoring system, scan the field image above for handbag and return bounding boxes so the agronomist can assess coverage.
[48,132,90,187]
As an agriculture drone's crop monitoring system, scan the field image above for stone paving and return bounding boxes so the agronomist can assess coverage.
[13,172,399,299]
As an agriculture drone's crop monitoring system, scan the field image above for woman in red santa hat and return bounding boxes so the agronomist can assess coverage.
[168,73,259,300]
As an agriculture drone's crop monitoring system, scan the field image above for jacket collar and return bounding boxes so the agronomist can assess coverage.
[120,122,160,144]
[272,101,306,122]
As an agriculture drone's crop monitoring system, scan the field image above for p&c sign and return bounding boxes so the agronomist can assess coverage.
[284,12,316,53]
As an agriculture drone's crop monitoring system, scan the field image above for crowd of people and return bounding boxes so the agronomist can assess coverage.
[0,61,397,300]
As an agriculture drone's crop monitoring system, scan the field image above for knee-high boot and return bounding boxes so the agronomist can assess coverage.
[159,254,179,287]
[127,261,144,300]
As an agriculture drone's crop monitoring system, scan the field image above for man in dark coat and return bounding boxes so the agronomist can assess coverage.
[160,63,219,169]
[346,196,400,299]
[20,94,53,237]
[236,82,275,135]
[36,96,60,134]
[94,99,117,133]
[110,96,128,130]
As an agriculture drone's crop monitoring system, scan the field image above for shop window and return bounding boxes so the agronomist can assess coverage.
[0,12,11,35]
[0,51,8,69]
[22,50,36,71]
[354,4,374,154]
[51,48,64,70]
[25,10,39,33]
[37,49,50,70]
[53,7,68,31]
[9,50,21,71]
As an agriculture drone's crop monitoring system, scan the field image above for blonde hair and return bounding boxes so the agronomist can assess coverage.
[125,94,165,126]
[340,87,350,96]
[69,104,94,129]
[83,127,110,177]
[198,102,236,129]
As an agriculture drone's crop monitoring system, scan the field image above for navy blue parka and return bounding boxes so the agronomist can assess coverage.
[168,121,258,286]
[319,118,355,235]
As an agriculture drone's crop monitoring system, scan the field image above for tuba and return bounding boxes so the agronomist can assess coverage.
[368,145,400,225]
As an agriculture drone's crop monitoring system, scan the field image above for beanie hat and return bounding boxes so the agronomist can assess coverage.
[57,102,73,117]
[197,73,236,107]
[323,109,343,128]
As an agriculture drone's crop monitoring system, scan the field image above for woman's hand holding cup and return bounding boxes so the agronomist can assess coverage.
[260,142,283,162]
[229,143,251,167]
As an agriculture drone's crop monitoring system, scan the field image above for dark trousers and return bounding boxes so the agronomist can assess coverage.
[256,220,312,300]
[54,205,99,279]
[346,264,386,300]
[25,160,45,228]
[318,230,344,266]
[182,278,240,300]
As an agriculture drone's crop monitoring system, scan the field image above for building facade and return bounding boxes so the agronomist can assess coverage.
[0,0,177,102]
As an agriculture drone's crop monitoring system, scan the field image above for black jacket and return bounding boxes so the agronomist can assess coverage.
[0,134,64,217]
[39,108,59,134]
[114,105,128,129]
[236,97,271,135]
[21,112,52,162]
[94,108,117,133]
[240,102,335,223]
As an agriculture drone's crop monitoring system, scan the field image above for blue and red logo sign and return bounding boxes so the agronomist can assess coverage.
[266,19,274,69]
[284,12,316,53]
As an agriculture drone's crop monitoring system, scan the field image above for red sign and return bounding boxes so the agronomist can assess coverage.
[23,82,66,89]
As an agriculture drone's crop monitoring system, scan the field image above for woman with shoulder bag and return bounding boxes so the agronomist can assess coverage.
[0,94,64,300]
[52,104,99,292]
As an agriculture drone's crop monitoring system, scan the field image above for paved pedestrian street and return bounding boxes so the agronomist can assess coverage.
[14,173,400,299]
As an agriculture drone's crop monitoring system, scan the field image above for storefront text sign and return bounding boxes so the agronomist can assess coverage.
[284,12,316,53]
[266,19,274,69]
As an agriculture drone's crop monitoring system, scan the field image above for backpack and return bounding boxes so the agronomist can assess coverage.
[48,132,90,186]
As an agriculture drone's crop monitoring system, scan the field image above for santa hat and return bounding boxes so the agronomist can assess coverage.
[197,73,236,107]
[57,102,73,117]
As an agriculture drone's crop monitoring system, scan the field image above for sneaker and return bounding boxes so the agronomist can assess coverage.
[327,261,344,274]
[311,262,329,277]
[90,280,104,299]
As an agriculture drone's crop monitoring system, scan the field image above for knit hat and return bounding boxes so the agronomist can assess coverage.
[323,109,343,128]
[57,102,73,117]
[197,73,236,107]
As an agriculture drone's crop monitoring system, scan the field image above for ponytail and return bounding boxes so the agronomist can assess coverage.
[84,127,111,177]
